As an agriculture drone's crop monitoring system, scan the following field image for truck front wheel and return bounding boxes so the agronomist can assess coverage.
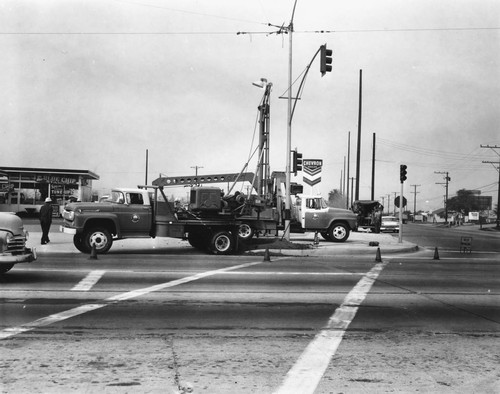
[73,234,90,253]
[84,227,113,254]
[209,231,234,255]
[328,223,350,243]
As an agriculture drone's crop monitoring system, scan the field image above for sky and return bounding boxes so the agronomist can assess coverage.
[1,0,499,212]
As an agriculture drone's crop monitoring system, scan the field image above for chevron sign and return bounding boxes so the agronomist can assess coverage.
[303,159,323,186]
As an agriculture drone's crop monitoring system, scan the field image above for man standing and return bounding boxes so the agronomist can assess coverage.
[39,197,53,244]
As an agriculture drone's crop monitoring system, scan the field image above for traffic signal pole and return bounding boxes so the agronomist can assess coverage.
[399,179,404,243]
[399,164,407,243]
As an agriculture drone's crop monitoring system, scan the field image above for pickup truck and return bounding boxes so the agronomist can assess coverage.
[0,212,37,274]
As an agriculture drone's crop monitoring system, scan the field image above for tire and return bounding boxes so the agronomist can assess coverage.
[0,264,14,274]
[73,234,90,253]
[237,223,254,240]
[83,227,113,254]
[187,231,209,250]
[320,231,330,241]
[209,231,234,255]
[328,223,350,243]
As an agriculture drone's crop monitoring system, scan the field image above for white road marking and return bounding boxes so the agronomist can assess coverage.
[274,260,389,394]
[221,271,363,276]
[71,270,106,291]
[0,261,262,340]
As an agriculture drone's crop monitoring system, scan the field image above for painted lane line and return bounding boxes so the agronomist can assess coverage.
[71,270,106,291]
[222,271,363,276]
[274,260,389,394]
[0,261,262,340]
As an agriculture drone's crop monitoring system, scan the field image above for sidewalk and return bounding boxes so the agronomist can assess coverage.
[244,231,418,257]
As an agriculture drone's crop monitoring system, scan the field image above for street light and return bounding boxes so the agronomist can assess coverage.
[252,78,268,89]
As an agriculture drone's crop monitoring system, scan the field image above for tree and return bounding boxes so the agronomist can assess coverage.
[446,189,481,214]
[328,189,346,208]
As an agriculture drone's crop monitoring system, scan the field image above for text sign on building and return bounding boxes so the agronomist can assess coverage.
[303,159,323,187]
[35,175,79,185]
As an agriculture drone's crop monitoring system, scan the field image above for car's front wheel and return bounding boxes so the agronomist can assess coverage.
[0,264,14,274]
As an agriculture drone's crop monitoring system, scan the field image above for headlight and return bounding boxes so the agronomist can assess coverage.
[63,210,75,221]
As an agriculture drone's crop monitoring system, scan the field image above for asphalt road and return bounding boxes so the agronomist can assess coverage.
[1,227,499,394]
[403,221,500,252]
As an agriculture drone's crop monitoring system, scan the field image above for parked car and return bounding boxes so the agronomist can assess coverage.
[0,212,37,274]
[380,215,400,233]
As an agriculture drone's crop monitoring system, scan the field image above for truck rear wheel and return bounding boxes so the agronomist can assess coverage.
[237,223,254,240]
[209,231,234,255]
[328,223,350,243]
[187,231,209,250]
[84,227,113,254]
[73,234,90,253]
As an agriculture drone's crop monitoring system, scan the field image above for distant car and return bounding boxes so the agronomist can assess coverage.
[0,212,37,274]
[380,216,400,233]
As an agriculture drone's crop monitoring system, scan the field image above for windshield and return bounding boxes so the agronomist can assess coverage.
[383,216,397,221]
[110,191,125,204]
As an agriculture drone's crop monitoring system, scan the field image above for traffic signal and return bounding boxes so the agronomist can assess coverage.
[400,164,407,183]
[320,44,333,76]
[292,150,303,175]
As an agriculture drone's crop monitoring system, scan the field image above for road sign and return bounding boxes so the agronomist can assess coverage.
[394,195,407,208]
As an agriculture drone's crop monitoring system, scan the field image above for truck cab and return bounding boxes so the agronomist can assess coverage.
[104,189,153,235]
[61,187,154,253]
[291,194,358,242]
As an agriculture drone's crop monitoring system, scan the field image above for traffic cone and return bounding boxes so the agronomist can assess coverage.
[433,247,439,260]
[89,243,98,260]
[375,247,382,262]
[263,248,271,262]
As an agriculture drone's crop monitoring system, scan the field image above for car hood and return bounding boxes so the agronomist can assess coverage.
[0,212,25,235]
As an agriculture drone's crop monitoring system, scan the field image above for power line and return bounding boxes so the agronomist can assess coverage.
[2,27,498,36]
[110,0,266,26]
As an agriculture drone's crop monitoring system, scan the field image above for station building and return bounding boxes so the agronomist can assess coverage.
[0,166,99,216]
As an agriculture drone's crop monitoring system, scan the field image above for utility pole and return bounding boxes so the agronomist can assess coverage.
[191,165,203,186]
[346,132,351,209]
[387,194,391,216]
[283,0,298,241]
[145,149,149,185]
[371,133,376,201]
[392,192,398,215]
[355,70,362,201]
[350,177,356,207]
[410,184,421,222]
[480,144,500,228]
[342,155,346,196]
[380,196,385,211]
[435,171,450,223]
